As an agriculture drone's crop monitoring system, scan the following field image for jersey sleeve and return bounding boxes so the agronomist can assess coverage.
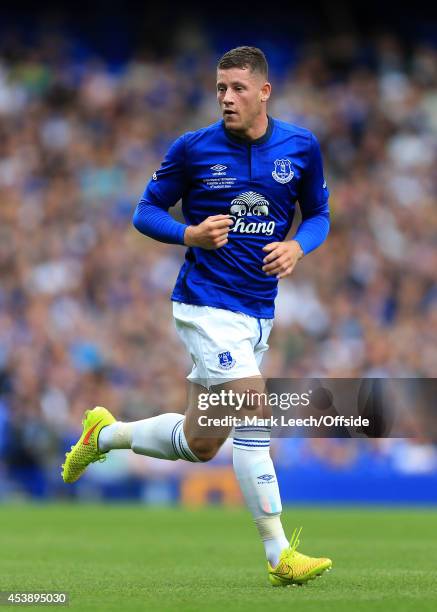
[133,135,189,245]
[293,133,330,255]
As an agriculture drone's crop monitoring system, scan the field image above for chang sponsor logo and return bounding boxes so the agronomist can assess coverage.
[229,191,275,236]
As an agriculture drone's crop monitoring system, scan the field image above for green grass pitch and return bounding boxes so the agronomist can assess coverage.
[1,504,437,611]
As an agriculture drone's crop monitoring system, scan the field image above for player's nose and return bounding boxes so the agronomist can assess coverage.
[222,91,234,104]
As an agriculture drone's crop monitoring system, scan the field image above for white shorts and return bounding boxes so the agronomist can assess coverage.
[173,302,273,389]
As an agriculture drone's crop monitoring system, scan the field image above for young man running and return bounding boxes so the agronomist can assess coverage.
[62,46,332,586]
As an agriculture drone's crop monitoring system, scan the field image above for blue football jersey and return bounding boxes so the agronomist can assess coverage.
[139,116,329,318]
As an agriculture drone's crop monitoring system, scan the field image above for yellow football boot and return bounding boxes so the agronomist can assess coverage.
[268,527,332,586]
[61,406,115,484]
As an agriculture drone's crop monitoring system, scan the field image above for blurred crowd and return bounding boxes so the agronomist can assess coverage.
[0,30,436,497]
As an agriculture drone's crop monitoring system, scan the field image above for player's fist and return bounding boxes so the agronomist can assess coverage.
[262,240,304,279]
[184,215,233,250]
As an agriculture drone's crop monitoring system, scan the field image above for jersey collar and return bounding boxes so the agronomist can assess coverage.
[222,115,273,146]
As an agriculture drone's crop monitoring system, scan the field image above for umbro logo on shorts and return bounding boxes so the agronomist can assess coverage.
[257,474,275,482]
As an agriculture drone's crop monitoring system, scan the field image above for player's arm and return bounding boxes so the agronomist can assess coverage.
[133,135,189,244]
[262,133,330,279]
[292,132,330,255]
[133,136,232,249]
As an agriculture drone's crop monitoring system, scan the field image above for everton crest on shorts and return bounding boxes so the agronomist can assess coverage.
[218,351,236,370]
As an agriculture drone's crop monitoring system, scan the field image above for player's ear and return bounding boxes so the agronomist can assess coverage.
[260,81,271,103]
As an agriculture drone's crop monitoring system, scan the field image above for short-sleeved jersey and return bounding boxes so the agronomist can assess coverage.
[140,116,329,318]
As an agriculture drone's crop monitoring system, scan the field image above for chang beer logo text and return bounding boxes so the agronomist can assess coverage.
[229,191,275,236]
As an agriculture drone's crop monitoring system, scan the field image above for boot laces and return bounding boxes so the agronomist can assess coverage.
[285,526,303,559]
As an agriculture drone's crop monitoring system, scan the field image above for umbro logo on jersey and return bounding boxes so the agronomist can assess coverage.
[211,164,227,176]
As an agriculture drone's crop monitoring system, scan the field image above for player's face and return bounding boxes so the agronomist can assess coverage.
[216,67,270,134]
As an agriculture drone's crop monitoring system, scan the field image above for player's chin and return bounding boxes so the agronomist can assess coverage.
[223,113,241,127]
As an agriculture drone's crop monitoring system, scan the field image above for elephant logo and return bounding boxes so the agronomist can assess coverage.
[229,191,269,217]
[272,159,294,184]
[229,192,275,236]
[230,199,248,217]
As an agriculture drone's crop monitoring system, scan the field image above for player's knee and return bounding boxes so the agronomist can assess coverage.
[186,437,222,462]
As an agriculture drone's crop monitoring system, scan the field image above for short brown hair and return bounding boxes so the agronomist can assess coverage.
[217,46,268,78]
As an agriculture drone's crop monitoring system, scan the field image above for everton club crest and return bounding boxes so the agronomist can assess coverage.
[272,159,294,184]
[218,351,236,370]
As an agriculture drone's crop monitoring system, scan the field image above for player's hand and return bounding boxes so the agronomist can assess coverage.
[184,215,233,250]
[262,240,304,279]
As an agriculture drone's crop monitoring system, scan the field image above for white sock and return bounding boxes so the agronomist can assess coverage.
[98,413,200,462]
[233,428,289,567]
[98,422,133,450]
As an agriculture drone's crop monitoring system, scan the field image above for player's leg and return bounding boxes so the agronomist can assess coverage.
[179,381,231,461]
[172,303,291,567]
[62,377,236,484]
[233,428,289,567]
[62,300,238,484]
[232,318,332,585]
[229,372,289,568]
[62,303,272,483]
[212,317,288,567]
[61,388,207,484]
[99,380,231,462]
